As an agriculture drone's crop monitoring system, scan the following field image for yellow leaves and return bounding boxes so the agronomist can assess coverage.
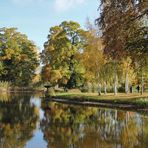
[122,57,132,70]
[82,43,105,81]
[120,57,136,84]
[84,72,95,82]
[42,64,63,84]
[49,45,54,51]
[46,44,54,52]
[32,74,41,84]
[20,54,28,61]
[2,48,15,60]
[50,70,62,84]
[34,107,39,116]
[42,64,51,82]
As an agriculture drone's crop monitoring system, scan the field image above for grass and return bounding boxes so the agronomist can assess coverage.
[53,92,148,109]
[135,98,148,106]
[56,92,148,100]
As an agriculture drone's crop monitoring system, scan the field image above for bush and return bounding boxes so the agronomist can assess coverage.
[45,87,55,97]
[68,89,81,93]
[92,83,98,93]
[0,81,11,89]
[81,82,92,93]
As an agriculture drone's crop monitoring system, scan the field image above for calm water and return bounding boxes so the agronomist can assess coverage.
[0,93,148,148]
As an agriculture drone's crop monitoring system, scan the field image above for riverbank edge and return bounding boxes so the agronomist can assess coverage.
[0,87,44,92]
[44,93,148,113]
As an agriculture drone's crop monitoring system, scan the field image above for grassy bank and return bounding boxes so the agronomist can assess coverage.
[55,92,148,100]
[47,92,148,112]
[0,86,44,92]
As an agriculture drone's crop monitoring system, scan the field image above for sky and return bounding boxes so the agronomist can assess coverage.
[0,0,100,50]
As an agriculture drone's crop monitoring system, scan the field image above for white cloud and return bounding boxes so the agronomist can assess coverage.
[54,0,86,12]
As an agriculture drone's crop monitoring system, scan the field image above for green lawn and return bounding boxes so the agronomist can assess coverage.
[56,92,148,99]
[54,92,148,107]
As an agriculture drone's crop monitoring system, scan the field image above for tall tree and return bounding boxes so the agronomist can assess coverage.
[41,21,85,88]
[0,28,39,86]
[126,24,148,94]
[97,0,148,94]
[81,23,105,83]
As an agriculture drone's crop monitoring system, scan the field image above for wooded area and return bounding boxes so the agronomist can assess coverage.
[0,0,147,95]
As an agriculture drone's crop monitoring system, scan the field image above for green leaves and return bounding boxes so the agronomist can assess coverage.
[42,21,86,88]
[0,28,39,86]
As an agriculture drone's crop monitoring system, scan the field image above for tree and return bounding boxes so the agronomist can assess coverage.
[120,57,136,93]
[0,28,39,86]
[126,25,148,94]
[81,25,105,83]
[41,21,86,88]
[97,0,148,94]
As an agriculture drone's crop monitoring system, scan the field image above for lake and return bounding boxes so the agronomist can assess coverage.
[0,93,148,148]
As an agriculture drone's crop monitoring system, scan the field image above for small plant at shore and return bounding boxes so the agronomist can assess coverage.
[135,98,148,106]
[0,81,11,89]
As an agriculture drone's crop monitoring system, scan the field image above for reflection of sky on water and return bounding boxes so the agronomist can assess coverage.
[26,130,47,148]
[26,97,46,148]
[30,96,44,120]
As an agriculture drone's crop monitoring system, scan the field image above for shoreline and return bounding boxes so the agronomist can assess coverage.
[43,97,148,113]
[0,87,44,93]
[43,93,148,113]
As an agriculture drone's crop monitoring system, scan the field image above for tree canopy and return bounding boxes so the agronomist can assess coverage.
[41,21,86,88]
[0,28,39,86]
[96,0,148,94]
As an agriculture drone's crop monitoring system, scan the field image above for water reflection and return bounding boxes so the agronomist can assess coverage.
[41,101,148,148]
[0,93,148,148]
[0,93,39,148]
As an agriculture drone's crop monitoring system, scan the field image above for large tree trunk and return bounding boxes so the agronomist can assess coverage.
[98,83,101,95]
[114,74,117,95]
[125,72,129,94]
[141,72,144,95]
[113,59,118,95]
[104,82,107,94]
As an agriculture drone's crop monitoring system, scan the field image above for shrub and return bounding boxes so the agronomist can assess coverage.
[0,81,11,89]
[81,82,92,93]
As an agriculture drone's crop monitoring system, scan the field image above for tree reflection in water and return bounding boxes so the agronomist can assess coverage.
[0,93,147,148]
[41,101,148,148]
[0,93,39,148]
